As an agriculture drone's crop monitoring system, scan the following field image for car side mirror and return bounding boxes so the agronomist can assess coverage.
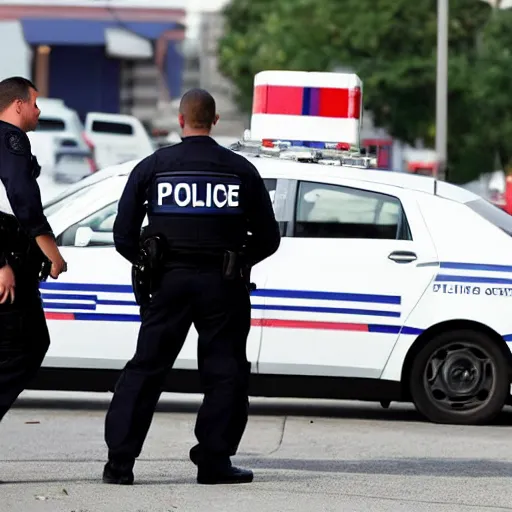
[74,226,93,247]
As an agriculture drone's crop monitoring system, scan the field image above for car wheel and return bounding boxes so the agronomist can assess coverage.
[409,329,509,425]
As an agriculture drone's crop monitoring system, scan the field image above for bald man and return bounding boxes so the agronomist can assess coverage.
[103,89,280,485]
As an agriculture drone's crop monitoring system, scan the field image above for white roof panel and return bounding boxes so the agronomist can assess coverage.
[254,70,362,89]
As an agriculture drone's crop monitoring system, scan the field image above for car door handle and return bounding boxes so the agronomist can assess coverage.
[388,250,417,263]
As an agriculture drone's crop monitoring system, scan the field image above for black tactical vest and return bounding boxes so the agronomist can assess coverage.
[144,158,248,255]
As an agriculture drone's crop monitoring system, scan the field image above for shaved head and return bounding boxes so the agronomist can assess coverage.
[179,88,218,131]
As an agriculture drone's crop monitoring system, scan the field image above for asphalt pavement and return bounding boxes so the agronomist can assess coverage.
[18,162,512,511]
[2,391,512,512]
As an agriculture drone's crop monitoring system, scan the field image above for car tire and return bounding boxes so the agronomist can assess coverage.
[409,329,509,425]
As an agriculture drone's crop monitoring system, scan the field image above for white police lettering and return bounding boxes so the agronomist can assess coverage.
[158,183,173,205]
[192,184,205,207]
[228,184,239,206]
[174,183,191,207]
[157,182,240,208]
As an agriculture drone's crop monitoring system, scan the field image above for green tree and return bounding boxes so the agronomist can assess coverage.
[471,7,512,174]
[218,0,494,183]
[217,0,277,113]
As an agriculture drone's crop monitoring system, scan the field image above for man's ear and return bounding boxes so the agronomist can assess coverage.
[213,113,220,126]
[178,113,185,129]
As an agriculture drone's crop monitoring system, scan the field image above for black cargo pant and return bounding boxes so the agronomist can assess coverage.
[104,267,252,468]
[0,287,50,422]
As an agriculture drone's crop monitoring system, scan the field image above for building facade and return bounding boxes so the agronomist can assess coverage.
[0,0,186,127]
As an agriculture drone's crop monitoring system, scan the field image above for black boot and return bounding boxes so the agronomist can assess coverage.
[197,458,253,485]
[102,461,134,485]
[189,444,201,465]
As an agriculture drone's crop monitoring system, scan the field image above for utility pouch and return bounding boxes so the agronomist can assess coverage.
[222,250,239,280]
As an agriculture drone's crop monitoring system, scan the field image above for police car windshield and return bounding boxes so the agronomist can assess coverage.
[43,175,123,218]
[465,198,512,236]
[42,168,125,210]
[43,185,101,218]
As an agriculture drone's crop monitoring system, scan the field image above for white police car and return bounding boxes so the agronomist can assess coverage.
[35,147,512,425]
[33,71,512,426]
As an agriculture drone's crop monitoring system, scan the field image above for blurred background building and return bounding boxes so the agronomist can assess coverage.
[0,0,188,128]
[0,0,403,164]
[0,0,246,138]
[0,0,504,186]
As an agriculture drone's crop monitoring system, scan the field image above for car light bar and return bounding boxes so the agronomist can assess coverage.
[229,138,376,169]
[236,69,380,169]
[250,70,363,149]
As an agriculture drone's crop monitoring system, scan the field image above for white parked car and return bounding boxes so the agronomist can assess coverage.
[84,112,154,169]
[35,144,512,426]
[29,97,97,183]
[29,98,155,183]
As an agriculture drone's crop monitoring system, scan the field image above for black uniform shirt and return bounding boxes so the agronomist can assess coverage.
[113,135,280,266]
[0,120,53,240]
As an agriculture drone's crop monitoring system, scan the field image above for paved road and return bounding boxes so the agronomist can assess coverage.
[16,172,512,511]
[2,391,512,511]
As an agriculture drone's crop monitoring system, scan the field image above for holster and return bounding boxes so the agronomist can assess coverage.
[132,260,149,307]
[131,234,166,306]
[38,256,52,282]
[222,250,256,291]
[0,213,50,282]
[222,250,239,280]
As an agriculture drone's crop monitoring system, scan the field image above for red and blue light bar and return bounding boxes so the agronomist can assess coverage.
[252,84,361,119]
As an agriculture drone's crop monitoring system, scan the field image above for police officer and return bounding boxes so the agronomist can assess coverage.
[0,77,68,423]
[103,88,280,485]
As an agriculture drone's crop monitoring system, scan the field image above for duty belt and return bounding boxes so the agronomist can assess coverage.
[164,249,226,267]
[164,248,247,282]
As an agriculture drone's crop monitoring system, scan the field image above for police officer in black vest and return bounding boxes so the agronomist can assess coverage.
[0,77,68,423]
[103,88,280,485]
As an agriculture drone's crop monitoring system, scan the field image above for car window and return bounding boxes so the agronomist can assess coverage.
[60,202,118,247]
[43,170,128,211]
[263,178,277,203]
[91,120,134,135]
[58,198,150,248]
[466,198,512,236]
[36,118,66,131]
[83,202,118,233]
[294,181,411,240]
[44,185,101,218]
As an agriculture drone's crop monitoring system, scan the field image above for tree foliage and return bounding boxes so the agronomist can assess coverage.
[218,0,511,183]
[472,9,512,173]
